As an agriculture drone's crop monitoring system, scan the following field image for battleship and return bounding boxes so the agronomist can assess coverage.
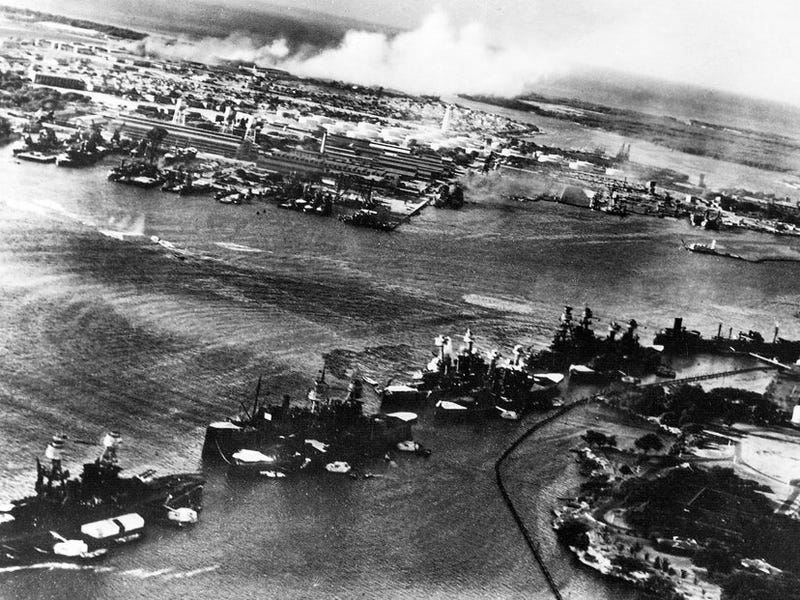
[525,306,664,378]
[0,431,204,564]
[202,371,427,477]
[387,307,669,417]
[384,330,562,419]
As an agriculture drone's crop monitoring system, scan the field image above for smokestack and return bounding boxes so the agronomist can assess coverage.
[673,318,682,335]
[774,325,779,344]
[717,323,722,338]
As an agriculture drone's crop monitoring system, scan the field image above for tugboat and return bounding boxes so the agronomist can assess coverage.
[0,431,204,564]
[682,238,744,260]
[202,371,428,475]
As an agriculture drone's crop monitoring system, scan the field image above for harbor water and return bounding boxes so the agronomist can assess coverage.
[1,145,799,599]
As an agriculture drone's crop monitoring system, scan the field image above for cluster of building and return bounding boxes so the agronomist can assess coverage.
[3,9,798,238]
[0,24,539,201]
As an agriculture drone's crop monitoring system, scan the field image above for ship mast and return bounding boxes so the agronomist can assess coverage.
[36,434,69,498]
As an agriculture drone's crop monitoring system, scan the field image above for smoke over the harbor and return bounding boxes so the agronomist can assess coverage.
[130,9,551,96]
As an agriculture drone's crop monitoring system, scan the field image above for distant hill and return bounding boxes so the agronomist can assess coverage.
[528,68,800,141]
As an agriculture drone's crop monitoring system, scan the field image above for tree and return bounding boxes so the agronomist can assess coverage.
[695,542,740,574]
[629,386,666,415]
[635,433,664,454]
[555,519,590,550]
[582,429,618,448]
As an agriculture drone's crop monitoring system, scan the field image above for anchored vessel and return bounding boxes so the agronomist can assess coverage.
[527,306,664,377]
[0,431,204,564]
[390,329,562,419]
[655,317,800,363]
[339,208,398,231]
[202,372,426,476]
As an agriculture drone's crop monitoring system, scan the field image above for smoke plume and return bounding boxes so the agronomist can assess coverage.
[130,32,290,66]
[132,10,551,97]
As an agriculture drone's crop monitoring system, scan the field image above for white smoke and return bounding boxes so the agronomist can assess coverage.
[283,10,550,96]
[132,10,552,97]
[131,32,290,66]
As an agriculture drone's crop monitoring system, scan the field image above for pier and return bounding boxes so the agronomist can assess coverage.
[494,398,589,600]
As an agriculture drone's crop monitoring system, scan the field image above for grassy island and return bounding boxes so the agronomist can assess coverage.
[553,387,800,600]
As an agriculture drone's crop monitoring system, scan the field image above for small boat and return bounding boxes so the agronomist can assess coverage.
[434,400,470,419]
[380,384,430,404]
[16,151,57,163]
[220,194,241,205]
[619,374,641,385]
[394,440,432,457]
[495,406,520,420]
[231,449,277,465]
[259,471,287,479]
[325,461,351,474]
[80,512,145,547]
[126,176,161,188]
[166,507,198,526]
[304,439,329,453]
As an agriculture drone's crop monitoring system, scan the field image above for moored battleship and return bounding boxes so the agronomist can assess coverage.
[392,330,561,418]
[202,372,427,476]
[0,431,204,564]
[526,306,663,377]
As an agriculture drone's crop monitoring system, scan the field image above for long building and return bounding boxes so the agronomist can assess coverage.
[108,114,243,157]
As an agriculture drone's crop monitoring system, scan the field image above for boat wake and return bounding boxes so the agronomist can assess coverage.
[98,214,147,240]
[0,562,114,574]
[121,565,220,580]
[160,565,221,580]
[214,242,265,253]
